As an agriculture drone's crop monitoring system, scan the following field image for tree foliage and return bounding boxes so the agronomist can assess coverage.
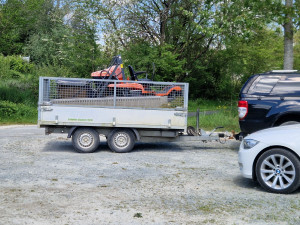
[88,0,299,98]
[0,0,47,55]
[0,0,300,100]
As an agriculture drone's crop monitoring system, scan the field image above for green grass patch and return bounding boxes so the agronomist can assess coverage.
[0,83,37,106]
[0,79,38,125]
[188,99,240,132]
[0,101,37,124]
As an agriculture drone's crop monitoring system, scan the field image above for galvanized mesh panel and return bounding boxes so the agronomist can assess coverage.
[40,77,187,109]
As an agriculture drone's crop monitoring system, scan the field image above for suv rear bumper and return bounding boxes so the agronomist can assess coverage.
[239,119,273,135]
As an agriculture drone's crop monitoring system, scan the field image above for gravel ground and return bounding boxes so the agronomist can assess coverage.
[0,125,300,225]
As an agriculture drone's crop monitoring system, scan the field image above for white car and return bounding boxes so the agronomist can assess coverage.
[238,124,300,194]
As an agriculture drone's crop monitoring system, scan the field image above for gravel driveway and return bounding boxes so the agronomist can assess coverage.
[0,125,299,225]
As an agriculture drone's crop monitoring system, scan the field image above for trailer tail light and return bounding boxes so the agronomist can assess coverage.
[238,100,248,120]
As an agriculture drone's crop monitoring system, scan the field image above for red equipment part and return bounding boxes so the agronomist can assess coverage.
[91,65,124,80]
[107,82,182,97]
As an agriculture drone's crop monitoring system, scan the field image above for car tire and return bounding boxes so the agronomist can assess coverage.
[256,148,300,194]
[107,129,135,153]
[280,121,300,126]
[72,128,100,153]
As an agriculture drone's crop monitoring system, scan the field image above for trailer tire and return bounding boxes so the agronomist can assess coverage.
[72,128,100,153]
[107,129,135,153]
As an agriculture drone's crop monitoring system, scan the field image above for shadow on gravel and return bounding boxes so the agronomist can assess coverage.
[179,145,220,150]
[234,176,300,194]
[42,141,74,153]
[42,140,110,153]
[293,188,300,194]
[42,140,184,154]
[42,140,228,154]
[233,175,263,192]
[42,140,221,154]
[132,142,184,153]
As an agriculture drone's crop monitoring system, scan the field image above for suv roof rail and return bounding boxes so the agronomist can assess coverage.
[271,70,298,73]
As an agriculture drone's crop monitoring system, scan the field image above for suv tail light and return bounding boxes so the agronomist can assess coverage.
[238,100,248,120]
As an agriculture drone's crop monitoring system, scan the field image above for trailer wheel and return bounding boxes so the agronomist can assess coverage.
[107,129,135,153]
[72,128,100,153]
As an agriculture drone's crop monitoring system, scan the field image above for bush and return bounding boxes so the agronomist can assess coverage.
[0,101,17,118]
[8,55,34,74]
[34,64,73,78]
[0,101,37,123]
[0,83,37,106]
[0,54,34,79]
[0,55,11,79]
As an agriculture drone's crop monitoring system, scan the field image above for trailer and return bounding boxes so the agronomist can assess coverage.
[38,77,226,153]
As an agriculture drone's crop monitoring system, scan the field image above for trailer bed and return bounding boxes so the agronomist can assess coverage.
[38,77,189,130]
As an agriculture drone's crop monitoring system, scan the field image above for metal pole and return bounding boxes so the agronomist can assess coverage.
[113,81,117,107]
[196,108,199,136]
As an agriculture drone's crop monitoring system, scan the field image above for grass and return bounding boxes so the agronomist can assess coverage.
[188,99,240,132]
[0,101,37,125]
[0,116,37,125]
[0,78,38,125]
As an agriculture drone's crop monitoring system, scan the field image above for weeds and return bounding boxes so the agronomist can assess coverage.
[0,100,37,124]
[188,99,240,132]
[133,213,143,218]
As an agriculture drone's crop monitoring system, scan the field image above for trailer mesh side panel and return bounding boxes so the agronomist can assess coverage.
[40,77,187,109]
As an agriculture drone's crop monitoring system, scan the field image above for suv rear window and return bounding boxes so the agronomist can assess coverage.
[247,75,280,95]
[271,75,300,96]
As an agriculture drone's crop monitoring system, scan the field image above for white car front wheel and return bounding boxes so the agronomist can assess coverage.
[256,149,300,194]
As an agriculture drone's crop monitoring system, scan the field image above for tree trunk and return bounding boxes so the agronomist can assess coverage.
[159,0,173,45]
[283,0,293,70]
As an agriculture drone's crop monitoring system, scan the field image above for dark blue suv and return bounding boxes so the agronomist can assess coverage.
[238,70,300,136]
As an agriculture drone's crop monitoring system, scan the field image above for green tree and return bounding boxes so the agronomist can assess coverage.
[219,28,284,97]
[294,30,300,69]
[88,0,266,85]
[23,0,101,77]
[121,42,186,81]
[232,0,300,69]
[0,0,46,55]
[67,7,101,77]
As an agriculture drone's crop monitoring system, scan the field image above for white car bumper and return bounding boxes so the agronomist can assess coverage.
[238,141,269,179]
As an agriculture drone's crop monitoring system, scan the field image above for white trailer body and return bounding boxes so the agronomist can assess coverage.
[40,106,187,129]
[38,77,188,128]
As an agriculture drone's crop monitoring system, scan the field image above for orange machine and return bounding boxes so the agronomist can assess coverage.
[91,55,182,98]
